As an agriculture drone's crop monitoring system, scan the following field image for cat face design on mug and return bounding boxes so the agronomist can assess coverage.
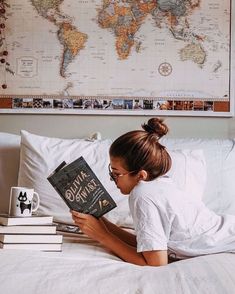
[17,191,32,214]
[10,187,40,217]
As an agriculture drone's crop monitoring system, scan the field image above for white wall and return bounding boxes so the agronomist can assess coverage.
[0,115,234,139]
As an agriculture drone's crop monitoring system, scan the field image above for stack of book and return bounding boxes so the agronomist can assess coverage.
[0,214,63,251]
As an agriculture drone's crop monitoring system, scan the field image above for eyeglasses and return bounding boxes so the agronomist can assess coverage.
[108,164,137,181]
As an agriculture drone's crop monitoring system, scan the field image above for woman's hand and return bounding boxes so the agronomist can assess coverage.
[71,210,109,242]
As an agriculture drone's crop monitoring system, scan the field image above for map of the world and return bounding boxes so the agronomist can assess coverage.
[0,0,233,114]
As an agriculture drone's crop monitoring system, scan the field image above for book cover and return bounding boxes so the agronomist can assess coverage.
[0,234,63,244]
[0,243,62,251]
[0,215,53,226]
[0,224,57,235]
[47,156,117,218]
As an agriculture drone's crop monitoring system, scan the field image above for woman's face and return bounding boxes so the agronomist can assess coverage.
[109,156,140,195]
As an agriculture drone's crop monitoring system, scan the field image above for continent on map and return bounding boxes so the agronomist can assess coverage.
[157,0,187,16]
[58,23,87,77]
[98,0,204,67]
[180,43,206,66]
[98,1,156,59]
[31,0,87,77]
[31,0,63,18]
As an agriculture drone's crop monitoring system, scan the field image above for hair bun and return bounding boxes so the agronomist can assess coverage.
[142,118,169,139]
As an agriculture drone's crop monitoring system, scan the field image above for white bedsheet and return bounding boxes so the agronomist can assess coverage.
[0,234,235,294]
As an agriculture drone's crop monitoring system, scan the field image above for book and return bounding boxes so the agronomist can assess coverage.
[0,215,53,226]
[0,234,63,244]
[0,224,57,234]
[56,223,81,234]
[0,243,62,251]
[47,156,117,218]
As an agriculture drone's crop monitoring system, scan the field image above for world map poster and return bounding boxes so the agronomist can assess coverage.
[0,0,234,115]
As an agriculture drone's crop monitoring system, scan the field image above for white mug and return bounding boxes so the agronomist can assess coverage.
[10,187,40,217]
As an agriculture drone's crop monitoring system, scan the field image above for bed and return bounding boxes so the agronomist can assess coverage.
[0,131,235,293]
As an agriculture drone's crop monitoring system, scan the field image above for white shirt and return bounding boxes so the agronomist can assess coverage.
[129,177,235,259]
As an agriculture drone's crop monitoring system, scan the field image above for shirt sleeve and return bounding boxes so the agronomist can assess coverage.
[130,196,169,253]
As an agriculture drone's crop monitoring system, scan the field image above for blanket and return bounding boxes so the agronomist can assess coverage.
[0,234,234,294]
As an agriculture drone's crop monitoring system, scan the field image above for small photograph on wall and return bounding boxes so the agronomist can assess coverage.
[12,98,23,108]
[102,100,113,109]
[155,100,173,110]
[53,99,63,109]
[83,99,93,109]
[143,100,153,110]
[43,99,53,108]
[93,99,103,109]
[204,101,214,111]
[22,98,33,108]
[73,99,84,109]
[173,101,194,111]
[193,101,204,111]
[0,98,12,109]
[133,100,143,110]
[112,99,124,109]
[33,98,43,108]
[124,100,133,110]
[63,99,74,108]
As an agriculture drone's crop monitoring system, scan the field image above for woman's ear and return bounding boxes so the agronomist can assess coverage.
[138,170,148,181]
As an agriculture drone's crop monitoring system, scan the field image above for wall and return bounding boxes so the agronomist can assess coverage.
[0,115,234,139]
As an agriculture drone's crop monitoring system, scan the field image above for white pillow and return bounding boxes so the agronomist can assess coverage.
[18,130,207,226]
[167,149,206,201]
[161,138,235,215]
[214,142,235,215]
[0,132,21,214]
[18,130,117,224]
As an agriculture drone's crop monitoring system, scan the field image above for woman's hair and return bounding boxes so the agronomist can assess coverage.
[109,118,171,180]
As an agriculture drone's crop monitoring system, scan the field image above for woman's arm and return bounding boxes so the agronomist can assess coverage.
[101,217,137,247]
[71,211,168,266]
[100,231,168,266]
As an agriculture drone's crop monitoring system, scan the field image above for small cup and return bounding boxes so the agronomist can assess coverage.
[10,187,40,217]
